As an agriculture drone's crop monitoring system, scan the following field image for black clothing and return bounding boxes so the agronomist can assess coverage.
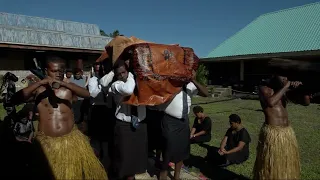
[192,117,212,135]
[161,114,190,170]
[87,104,115,173]
[146,109,164,153]
[72,100,84,124]
[224,127,251,164]
[113,120,148,178]
[191,117,212,144]
[190,135,211,144]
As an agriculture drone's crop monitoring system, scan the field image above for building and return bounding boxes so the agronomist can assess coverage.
[0,12,112,88]
[201,2,320,92]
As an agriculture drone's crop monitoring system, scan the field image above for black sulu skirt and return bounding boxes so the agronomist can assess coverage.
[113,120,148,178]
[161,113,190,170]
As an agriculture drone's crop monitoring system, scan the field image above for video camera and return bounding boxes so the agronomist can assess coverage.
[1,72,18,122]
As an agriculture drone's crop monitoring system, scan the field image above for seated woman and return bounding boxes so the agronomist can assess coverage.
[190,106,212,144]
[213,114,251,167]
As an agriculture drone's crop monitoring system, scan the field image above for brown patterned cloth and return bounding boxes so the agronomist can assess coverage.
[123,43,199,106]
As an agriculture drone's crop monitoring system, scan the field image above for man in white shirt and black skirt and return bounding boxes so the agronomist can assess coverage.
[108,60,148,180]
[159,71,209,180]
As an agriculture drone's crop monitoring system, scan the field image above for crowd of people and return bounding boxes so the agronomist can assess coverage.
[3,54,305,180]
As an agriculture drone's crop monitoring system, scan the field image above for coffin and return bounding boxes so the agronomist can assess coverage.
[121,43,199,106]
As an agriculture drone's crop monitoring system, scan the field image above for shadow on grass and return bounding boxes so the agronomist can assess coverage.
[0,118,54,179]
[184,144,250,180]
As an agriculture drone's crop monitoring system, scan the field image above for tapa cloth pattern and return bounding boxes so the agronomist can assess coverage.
[36,126,108,180]
[123,43,199,106]
[253,123,300,180]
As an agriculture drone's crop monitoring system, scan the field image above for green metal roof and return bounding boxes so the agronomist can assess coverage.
[206,2,320,59]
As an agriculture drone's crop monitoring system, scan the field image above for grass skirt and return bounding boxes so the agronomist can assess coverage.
[253,124,300,180]
[36,127,107,180]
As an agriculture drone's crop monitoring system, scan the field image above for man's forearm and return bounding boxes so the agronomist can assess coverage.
[267,86,289,106]
[194,130,206,137]
[226,147,241,154]
[190,128,196,135]
[113,74,135,96]
[191,80,209,97]
[12,81,43,104]
[220,138,227,149]
[62,82,90,98]
[100,71,114,87]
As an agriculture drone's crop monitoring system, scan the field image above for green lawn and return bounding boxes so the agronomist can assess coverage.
[188,98,320,180]
[1,99,319,179]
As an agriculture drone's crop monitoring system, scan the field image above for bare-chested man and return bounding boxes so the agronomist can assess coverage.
[253,75,302,180]
[12,56,107,180]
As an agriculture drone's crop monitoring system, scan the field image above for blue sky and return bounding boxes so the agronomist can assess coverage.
[0,0,318,57]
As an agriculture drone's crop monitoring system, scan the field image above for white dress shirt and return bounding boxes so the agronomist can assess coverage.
[88,73,113,107]
[154,82,198,119]
[109,72,146,123]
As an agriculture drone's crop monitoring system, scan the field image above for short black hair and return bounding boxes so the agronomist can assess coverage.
[113,59,129,71]
[229,114,241,124]
[66,69,72,73]
[193,106,204,113]
[45,56,65,68]
[73,68,82,74]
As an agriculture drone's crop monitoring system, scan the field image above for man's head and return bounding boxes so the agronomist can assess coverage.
[113,60,129,82]
[66,69,72,79]
[229,114,241,130]
[269,74,288,91]
[45,56,66,81]
[193,106,205,119]
[73,68,82,80]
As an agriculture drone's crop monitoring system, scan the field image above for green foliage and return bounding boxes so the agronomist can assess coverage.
[196,64,209,86]
[100,30,121,38]
[100,29,108,36]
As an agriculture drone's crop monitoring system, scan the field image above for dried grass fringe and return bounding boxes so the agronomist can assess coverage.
[36,127,107,180]
[253,124,300,180]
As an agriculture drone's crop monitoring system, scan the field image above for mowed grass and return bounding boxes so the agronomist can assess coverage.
[1,99,319,179]
[189,98,320,179]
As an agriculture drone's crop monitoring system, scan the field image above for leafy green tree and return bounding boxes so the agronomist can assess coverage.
[100,30,121,38]
[109,30,120,37]
[100,29,108,36]
[196,64,209,85]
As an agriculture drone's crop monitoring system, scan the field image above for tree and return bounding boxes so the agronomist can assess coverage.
[100,29,121,38]
[108,30,120,38]
[196,64,209,86]
[100,29,108,36]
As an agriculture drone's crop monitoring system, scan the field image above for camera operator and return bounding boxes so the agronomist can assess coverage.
[13,104,34,143]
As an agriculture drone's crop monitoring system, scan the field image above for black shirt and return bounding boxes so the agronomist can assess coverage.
[225,127,251,162]
[192,117,212,135]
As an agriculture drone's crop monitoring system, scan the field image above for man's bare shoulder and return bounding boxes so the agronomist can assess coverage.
[259,85,273,96]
